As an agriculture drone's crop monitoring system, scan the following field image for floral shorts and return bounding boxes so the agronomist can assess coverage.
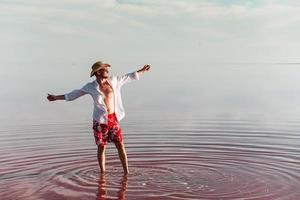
[93,113,123,146]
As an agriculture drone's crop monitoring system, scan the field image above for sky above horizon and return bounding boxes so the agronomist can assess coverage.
[1,0,300,123]
[1,0,300,64]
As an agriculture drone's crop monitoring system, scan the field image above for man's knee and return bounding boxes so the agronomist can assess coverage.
[115,142,125,150]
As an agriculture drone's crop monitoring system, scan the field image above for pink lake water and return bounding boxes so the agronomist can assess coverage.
[1,113,300,200]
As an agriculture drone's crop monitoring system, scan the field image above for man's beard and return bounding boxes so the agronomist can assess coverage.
[101,74,109,78]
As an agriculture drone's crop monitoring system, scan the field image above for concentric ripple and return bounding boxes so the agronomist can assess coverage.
[1,116,300,200]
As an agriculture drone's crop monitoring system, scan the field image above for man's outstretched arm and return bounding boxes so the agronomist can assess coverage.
[117,64,151,86]
[47,94,65,101]
[47,83,89,102]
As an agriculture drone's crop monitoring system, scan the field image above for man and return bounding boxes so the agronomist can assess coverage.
[47,61,150,175]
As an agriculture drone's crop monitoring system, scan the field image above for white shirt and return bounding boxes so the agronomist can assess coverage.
[64,71,139,124]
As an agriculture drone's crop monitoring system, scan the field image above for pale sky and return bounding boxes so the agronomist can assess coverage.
[1,0,300,124]
[1,0,300,64]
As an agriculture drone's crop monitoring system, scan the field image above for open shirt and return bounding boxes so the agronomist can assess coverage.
[64,71,139,124]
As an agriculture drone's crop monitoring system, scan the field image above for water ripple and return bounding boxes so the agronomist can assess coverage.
[0,118,300,199]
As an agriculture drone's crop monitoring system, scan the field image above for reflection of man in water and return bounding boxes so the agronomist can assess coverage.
[47,61,150,174]
[97,174,128,200]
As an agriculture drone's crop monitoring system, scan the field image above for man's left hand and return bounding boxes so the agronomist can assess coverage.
[137,64,151,76]
[142,64,151,72]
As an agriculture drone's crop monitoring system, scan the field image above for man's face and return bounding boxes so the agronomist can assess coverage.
[96,66,109,78]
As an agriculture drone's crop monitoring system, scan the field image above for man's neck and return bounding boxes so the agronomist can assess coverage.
[96,77,108,85]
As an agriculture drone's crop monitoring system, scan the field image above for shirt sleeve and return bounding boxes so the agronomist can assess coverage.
[64,83,89,101]
[116,71,140,86]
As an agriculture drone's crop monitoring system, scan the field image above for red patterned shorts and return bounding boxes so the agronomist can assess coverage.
[93,113,123,146]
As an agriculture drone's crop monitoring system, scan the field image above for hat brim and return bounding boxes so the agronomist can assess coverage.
[90,64,111,77]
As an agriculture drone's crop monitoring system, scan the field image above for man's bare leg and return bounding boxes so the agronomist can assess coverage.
[97,145,106,173]
[115,142,129,175]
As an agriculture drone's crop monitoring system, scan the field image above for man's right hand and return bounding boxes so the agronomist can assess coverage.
[47,94,56,101]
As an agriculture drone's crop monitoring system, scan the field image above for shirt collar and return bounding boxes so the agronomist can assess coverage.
[93,77,113,94]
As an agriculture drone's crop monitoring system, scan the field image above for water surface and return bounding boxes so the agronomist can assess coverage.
[1,112,300,200]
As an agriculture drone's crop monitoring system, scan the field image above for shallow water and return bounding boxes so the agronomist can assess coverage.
[1,113,300,200]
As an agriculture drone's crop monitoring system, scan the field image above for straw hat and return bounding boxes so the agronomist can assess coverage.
[90,61,111,77]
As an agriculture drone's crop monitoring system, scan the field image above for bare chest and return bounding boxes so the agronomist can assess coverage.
[99,84,114,98]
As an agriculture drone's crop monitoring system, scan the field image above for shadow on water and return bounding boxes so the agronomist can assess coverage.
[96,174,128,200]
